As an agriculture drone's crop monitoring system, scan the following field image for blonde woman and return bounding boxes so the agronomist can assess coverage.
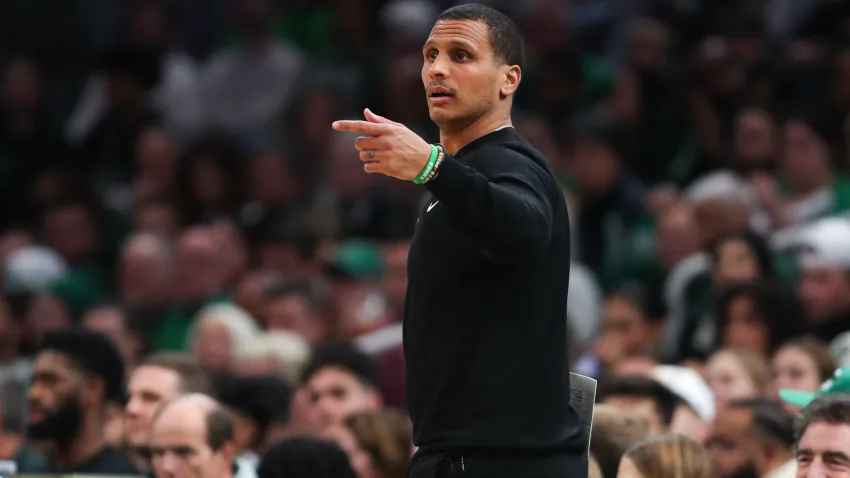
[618,434,715,478]
[706,348,770,410]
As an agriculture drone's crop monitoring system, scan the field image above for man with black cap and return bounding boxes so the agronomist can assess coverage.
[27,328,138,474]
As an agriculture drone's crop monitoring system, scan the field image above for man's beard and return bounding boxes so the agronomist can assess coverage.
[26,395,84,449]
[727,462,759,478]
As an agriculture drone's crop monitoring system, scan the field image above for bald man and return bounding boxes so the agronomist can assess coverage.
[150,394,246,478]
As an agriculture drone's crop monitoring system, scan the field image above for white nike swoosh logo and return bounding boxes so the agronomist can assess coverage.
[427,201,439,212]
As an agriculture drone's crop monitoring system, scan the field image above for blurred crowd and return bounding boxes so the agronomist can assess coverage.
[1,0,850,477]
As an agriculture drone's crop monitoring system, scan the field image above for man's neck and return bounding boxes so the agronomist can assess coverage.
[439,110,512,156]
[52,420,105,471]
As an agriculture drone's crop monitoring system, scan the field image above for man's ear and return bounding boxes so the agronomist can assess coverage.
[500,65,522,99]
[218,441,236,465]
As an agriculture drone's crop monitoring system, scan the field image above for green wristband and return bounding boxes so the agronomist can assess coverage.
[413,144,439,184]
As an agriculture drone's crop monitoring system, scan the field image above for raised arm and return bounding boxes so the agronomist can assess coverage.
[425,146,554,260]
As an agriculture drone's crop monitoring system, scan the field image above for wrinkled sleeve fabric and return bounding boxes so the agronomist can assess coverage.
[424,144,554,260]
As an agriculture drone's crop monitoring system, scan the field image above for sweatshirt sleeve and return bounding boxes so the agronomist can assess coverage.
[424,145,554,260]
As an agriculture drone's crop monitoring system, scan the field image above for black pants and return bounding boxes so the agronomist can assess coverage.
[407,450,588,478]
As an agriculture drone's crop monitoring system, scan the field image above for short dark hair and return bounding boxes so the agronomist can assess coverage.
[729,398,795,448]
[206,407,235,451]
[215,375,293,448]
[602,376,680,426]
[40,328,127,405]
[258,437,357,478]
[795,394,850,441]
[301,341,379,388]
[140,352,211,395]
[264,281,316,312]
[436,4,525,68]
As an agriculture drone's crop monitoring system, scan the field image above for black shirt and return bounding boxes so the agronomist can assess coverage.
[50,446,140,475]
[404,128,583,454]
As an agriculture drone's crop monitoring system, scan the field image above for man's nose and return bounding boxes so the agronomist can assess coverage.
[428,55,450,79]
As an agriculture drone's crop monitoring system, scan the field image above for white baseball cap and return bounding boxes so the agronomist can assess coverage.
[4,246,67,294]
[794,218,850,270]
[651,365,716,421]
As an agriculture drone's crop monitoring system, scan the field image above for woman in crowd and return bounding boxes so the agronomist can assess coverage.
[771,336,836,402]
[714,280,809,358]
[618,434,715,478]
[706,348,770,409]
[326,409,412,478]
[189,303,261,375]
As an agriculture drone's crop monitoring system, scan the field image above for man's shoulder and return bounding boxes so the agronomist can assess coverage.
[469,135,557,183]
[75,446,140,475]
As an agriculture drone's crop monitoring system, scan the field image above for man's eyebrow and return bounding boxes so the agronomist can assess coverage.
[796,448,813,456]
[423,39,477,51]
[824,451,850,463]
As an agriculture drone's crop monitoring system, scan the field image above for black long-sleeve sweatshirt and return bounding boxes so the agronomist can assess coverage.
[404,127,584,454]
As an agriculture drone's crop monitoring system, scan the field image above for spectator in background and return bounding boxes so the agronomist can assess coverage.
[233,331,310,386]
[152,226,230,351]
[770,336,835,403]
[325,409,412,478]
[706,398,796,478]
[150,394,248,478]
[125,353,211,472]
[26,329,137,474]
[651,365,716,443]
[216,375,292,469]
[199,0,305,146]
[589,404,649,478]
[117,233,174,335]
[301,341,382,435]
[707,348,770,410]
[592,290,662,372]
[714,280,809,359]
[0,374,46,472]
[795,218,850,344]
[793,395,850,478]
[40,197,111,318]
[67,0,202,144]
[81,304,143,370]
[189,303,261,376]
[602,376,679,436]
[73,44,161,197]
[618,434,715,478]
[257,437,357,478]
[264,281,326,344]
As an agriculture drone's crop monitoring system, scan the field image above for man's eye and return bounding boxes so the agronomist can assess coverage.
[455,52,469,60]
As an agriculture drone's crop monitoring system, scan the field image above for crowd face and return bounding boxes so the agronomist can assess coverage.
[125,365,182,448]
[799,266,850,323]
[705,408,757,478]
[306,367,381,432]
[707,352,759,409]
[151,407,230,478]
[796,422,850,477]
[604,395,665,436]
[27,351,87,444]
[771,345,823,396]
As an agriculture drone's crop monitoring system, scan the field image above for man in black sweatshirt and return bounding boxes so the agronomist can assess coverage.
[332,4,585,477]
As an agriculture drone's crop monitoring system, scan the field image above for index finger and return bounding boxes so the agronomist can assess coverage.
[332,120,392,135]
